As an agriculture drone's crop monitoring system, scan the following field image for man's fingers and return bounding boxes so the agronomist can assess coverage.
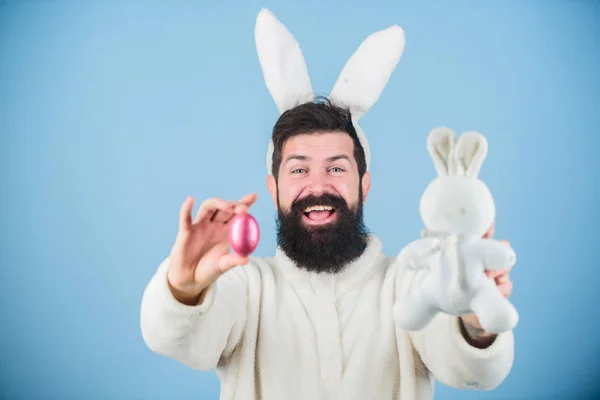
[484,269,512,298]
[485,269,506,279]
[217,194,257,223]
[239,193,258,207]
[193,194,257,225]
[482,222,495,238]
[495,274,509,285]
[211,203,250,224]
[211,209,240,224]
[210,210,230,223]
[215,194,256,223]
[497,280,513,298]
[179,196,194,232]
[194,198,245,224]
[218,251,249,273]
[485,269,509,281]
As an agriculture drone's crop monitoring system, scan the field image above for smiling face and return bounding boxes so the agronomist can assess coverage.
[271,131,367,220]
[267,131,372,273]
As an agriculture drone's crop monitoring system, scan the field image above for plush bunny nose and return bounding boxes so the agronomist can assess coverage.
[444,207,466,219]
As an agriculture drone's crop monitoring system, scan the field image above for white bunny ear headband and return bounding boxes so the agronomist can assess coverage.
[427,127,489,178]
[254,8,406,174]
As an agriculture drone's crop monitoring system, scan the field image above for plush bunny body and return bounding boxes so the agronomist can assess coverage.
[394,128,519,334]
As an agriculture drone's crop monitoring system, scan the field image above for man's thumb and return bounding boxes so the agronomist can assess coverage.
[218,251,249,273]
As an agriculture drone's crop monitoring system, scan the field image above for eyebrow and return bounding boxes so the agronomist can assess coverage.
[327,154,351,163]
[283,154,308,165]
[283,154,351,165]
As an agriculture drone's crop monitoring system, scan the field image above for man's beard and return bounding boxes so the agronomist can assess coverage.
[275,188,369,274]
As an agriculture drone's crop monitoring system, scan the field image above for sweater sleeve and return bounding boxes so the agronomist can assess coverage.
[395,264,515,391]
[140,257,249,372]
[407,313,514,390]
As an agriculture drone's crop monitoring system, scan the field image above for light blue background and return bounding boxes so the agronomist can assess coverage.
[1,0,598,399]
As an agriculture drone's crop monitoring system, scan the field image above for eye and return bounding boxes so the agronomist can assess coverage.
[291,168,307,174]
[329,167,345,173]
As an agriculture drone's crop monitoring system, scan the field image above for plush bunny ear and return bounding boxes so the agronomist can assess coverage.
[255,8,314,114]
[453,131,488,178]
[427,127,457,176]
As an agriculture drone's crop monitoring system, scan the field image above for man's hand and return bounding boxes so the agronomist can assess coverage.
[460,223,514,348]
[167,193,258,305]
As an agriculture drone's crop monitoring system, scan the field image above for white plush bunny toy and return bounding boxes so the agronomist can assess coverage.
[254,8,405,174]
[393,127,519,334]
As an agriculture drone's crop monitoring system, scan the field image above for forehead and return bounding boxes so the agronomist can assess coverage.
[282,132,354,158]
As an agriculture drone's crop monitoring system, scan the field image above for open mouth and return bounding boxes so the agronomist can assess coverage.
[302,205,337,225]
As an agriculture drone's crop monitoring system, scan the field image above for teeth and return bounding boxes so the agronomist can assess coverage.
[304,205,333,213]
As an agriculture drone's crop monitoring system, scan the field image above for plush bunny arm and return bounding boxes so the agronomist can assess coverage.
[466,239,517,271]
[397,238,441,271]
[470,281,519,334]
[140,258,249,371]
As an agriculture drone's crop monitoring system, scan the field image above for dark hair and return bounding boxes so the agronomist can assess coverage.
[270,96,367,180]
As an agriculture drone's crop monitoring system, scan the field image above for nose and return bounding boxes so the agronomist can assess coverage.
[306,170,331,196]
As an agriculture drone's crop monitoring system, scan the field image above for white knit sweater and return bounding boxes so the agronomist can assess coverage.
[140,235,514,399]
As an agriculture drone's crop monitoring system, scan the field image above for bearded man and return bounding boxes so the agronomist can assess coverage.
[140,9,515,400]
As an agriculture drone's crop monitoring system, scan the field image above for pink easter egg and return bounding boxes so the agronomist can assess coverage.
[229,213,260,257]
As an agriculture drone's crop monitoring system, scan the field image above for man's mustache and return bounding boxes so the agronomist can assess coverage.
[291,193,348,212]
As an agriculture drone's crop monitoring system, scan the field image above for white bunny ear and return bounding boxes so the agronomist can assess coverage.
[453,131,488,178]
[427,127,457,176]
[328,25,405,172]
[255,8,315,174]
[329,25,405,118]
[255,8,314,115]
